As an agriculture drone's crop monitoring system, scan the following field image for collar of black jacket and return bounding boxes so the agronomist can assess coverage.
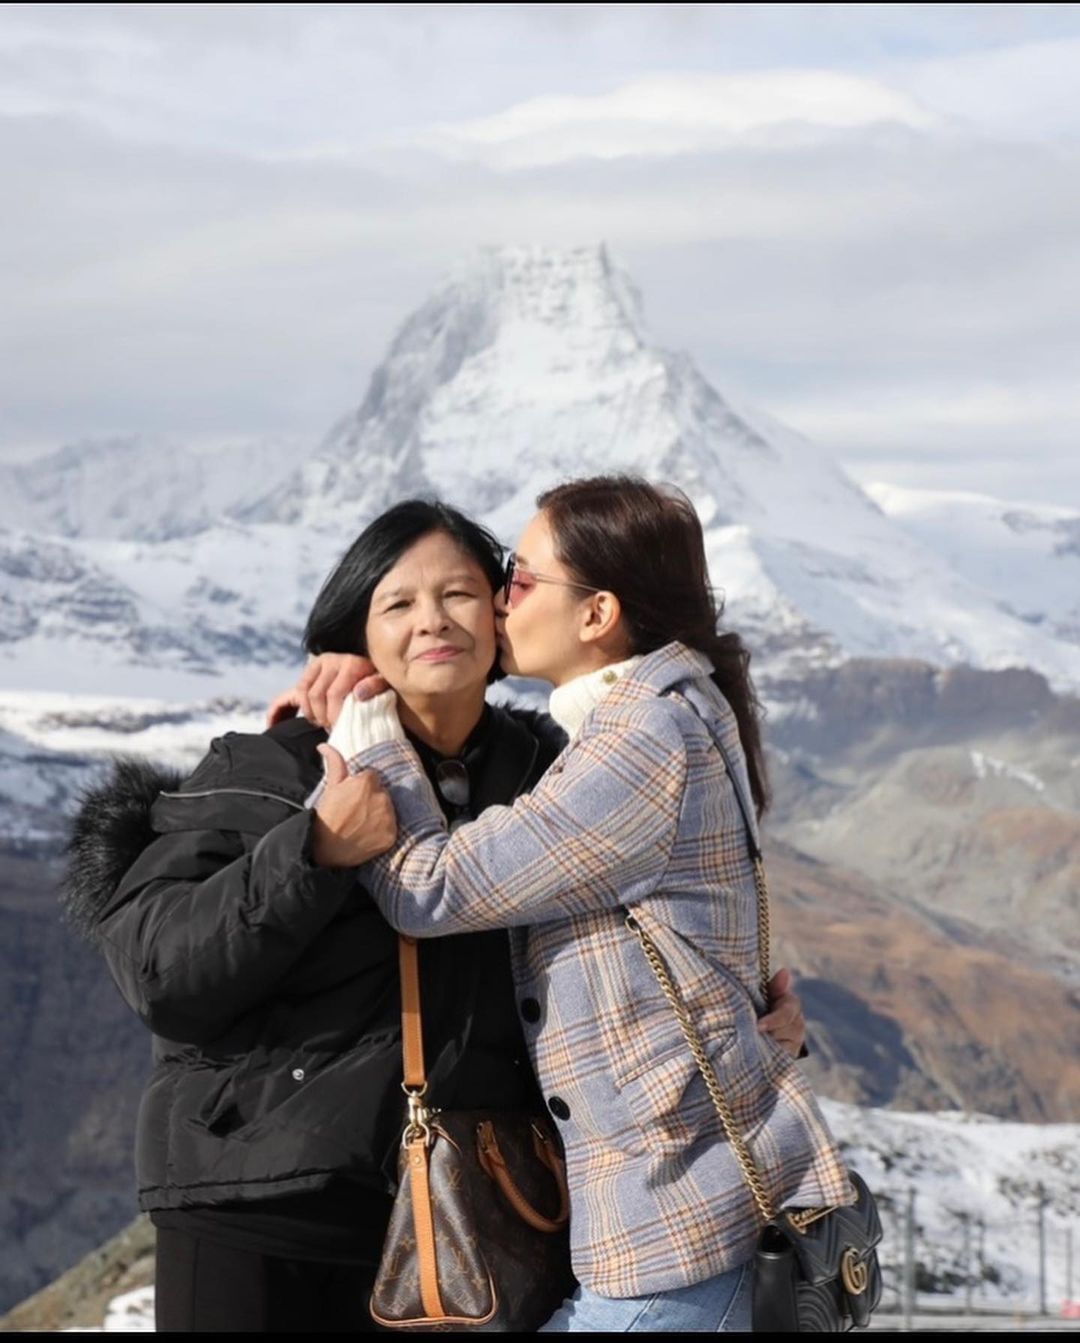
[406,704,550,823]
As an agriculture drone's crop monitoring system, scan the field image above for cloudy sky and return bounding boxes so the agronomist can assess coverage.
[2,3,1078,502]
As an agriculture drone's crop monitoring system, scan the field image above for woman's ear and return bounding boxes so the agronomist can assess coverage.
[579,591,623,645]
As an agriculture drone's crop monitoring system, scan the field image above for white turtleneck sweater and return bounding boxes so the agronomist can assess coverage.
[546,655,644,740]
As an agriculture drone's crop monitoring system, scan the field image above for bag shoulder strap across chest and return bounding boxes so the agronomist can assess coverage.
[623,680,816,1227]
[667,683,772,996]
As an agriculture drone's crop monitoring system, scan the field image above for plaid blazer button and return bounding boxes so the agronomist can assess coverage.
[520,997,541,1023]
[548,1096,571,1122]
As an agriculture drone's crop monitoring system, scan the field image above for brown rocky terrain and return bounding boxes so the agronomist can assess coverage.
[0,849,147,1322]
[0,1216,152,1333]
[768,840,1080,1121]
[766,660,1080,982]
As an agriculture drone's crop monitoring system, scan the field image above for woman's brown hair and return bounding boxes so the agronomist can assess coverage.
[536,474,769,815]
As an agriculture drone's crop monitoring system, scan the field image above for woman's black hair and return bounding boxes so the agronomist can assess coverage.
[303,500,506,680]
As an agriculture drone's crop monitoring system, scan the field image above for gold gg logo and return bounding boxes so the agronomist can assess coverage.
[841,1247,868,1295]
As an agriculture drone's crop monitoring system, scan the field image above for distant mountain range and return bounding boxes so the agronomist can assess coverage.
[867,482,1080,647]
[2,244,1079,697]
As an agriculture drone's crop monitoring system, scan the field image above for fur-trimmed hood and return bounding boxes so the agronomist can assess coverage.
[63,755,184,945]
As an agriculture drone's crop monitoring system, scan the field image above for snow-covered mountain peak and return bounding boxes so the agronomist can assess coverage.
[472,243,647,348]
[251,244,865,540]
[251,244,660,527]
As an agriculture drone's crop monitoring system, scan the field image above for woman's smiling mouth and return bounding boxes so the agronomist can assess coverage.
[414,645,464,662]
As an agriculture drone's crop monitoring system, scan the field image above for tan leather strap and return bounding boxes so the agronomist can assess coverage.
[399,939,447,1319]
[398,935,426,1090]
[475,1120,570,1234]
[405,1134,445,1319]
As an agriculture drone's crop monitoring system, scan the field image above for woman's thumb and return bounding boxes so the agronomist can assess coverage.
[316,743,349,786]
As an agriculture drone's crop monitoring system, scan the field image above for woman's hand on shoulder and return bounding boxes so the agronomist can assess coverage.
[311,745,397,868]
[758,966,807,1058]
[267,653,377,730]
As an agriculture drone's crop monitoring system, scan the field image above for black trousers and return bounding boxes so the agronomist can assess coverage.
[154,1228,383,1333]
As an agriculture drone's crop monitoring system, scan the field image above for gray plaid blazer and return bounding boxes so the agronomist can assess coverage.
[354,641,853,1298]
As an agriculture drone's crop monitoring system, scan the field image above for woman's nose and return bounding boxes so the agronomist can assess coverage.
[416,599,452,633]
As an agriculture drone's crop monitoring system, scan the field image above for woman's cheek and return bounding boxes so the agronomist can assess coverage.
[366,649,407,697]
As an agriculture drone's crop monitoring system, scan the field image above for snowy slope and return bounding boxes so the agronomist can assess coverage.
[68,1105,1080,1327]
[1,521,343,697]
[0,693,268,848]
[867,482,1080,644]
[823,1100,1080,1310]
[0,435,302,542]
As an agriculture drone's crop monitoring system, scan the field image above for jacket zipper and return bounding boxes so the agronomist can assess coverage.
[159,787,306,812]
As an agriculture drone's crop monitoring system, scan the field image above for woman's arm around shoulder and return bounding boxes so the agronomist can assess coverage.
[355,694,691,937]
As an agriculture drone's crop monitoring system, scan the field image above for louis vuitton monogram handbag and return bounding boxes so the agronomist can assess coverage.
[369,937,576,1330]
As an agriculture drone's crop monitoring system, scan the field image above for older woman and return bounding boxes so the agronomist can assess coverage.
[64,502,561,1332]
[315,476,852,1333]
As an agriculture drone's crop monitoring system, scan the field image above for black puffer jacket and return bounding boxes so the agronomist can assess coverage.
[63,706,566,1212]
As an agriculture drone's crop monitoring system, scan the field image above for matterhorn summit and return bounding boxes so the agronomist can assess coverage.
[252,243,1080,688]
[254,244,865,542]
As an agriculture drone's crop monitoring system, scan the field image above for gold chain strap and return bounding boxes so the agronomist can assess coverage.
[624,912,775,1226]
[626,700,837,1232]
[754,856,771,1000]
[627,847,839,1235]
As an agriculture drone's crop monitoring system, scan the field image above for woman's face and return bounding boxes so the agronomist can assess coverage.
[496,510,595,685]
[364,530,498,701]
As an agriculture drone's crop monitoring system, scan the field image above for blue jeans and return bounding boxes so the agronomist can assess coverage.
[539,1261,752,1333]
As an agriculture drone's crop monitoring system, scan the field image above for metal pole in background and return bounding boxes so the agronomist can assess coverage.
[976,1216,986,1302]
[962,1212,973,1314]
[1038,1184,1047,1316]
[1067,1226,1074,1305]
[903,1186,915,1332]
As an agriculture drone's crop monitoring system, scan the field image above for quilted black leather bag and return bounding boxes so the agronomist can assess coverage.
[752,1171,883,1331]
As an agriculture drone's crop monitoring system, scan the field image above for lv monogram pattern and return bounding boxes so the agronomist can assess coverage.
[370,1110,574,1331]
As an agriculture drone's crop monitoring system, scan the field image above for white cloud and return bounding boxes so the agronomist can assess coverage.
[896,35,1080,140]
[0,6,1077,506]
[409,70,938,167]
[778,381,1080,448]
[782,381,1080,502]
